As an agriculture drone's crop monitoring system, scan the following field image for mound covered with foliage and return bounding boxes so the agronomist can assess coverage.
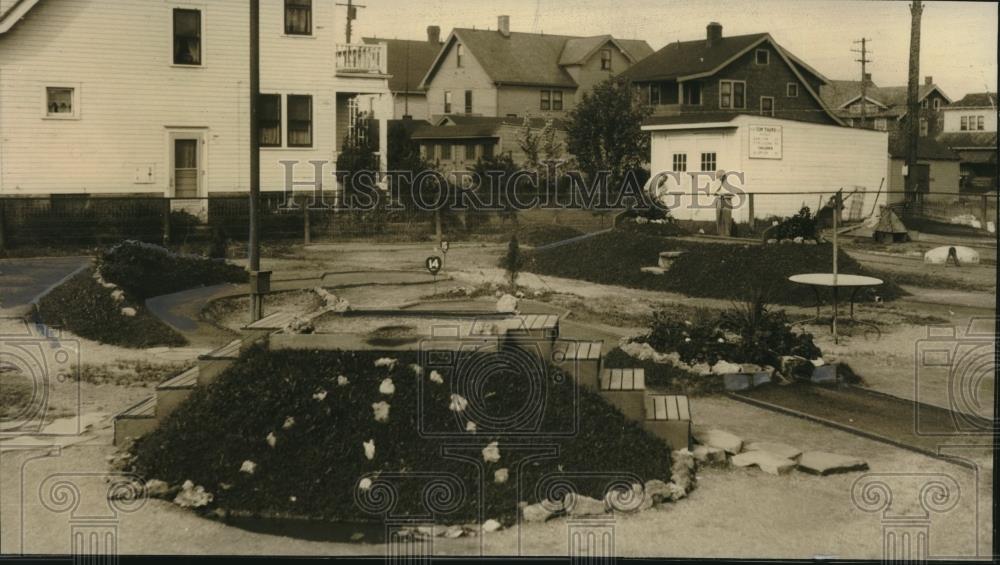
[517,224,585,247]
[99,240,247,300]
[35,269,186,348]
[128,347,675,524]
[523,231,906,306]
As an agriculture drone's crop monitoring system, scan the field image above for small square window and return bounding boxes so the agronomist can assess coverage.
[46,87,75,117]
[786,83,798,97]
[755,49,769,65]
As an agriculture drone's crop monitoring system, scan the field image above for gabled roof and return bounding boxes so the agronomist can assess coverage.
[0,0,41,35]
[620,32,770,82]
[937,131,998,150]
[362,36,443,94]
[419,28,653,90]
[887,134,960,160]
[412,115,566,140]
[821,80,951,113]
[946,92,996,109]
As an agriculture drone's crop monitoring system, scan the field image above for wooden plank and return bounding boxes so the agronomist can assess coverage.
[622,369,634,390]
[634,369,645,390]
[599,369,611,390]
[677,396,691,420]
[666,396,679,420]
[654,395,667,420]
[610,370,622,390]
[645,394,655,419]
[589,341,603,359]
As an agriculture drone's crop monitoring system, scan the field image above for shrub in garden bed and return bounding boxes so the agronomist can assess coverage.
[34,269,186,348]
[128,347,675,525]
[98,240,247,300]
[602,347,724,395]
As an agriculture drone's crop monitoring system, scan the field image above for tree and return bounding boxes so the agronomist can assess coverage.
[565,77,651,198]
[499,233,526,290]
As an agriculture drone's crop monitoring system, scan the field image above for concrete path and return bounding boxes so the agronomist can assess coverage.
[899,285,996,311]
[0,256,91,315]
[145,283,245,348]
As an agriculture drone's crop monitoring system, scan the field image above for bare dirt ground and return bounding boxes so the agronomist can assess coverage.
[1,240,993,559]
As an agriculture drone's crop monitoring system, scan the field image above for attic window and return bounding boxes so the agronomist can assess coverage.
[786,83,798,97]
[456,44,463,67]
[933,98,941,110]
[601,49,612,71]
[755,49,769,65]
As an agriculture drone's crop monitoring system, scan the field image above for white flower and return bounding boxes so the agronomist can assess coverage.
[684,337,692,343]
[266,432,277,448]
[494,468,509,484]
[120,307,137,317]
[363,439,376,460]
[466,421,477,433]
[182,479,194,490]
[240,460,257,474]
[372,401,391,423]
[337,375,349,386]
[359,478,373,491]
[410,364,424,377]
[374,357,398,370]
[110,289,125,303]
[449,394,468,412]
[430,370,444,384]
[717,338,725,343]
[313,389,328,401]
[290,496,297,502]
[482,441,501,463]
[282,416,295,430]
[379,378,395,395]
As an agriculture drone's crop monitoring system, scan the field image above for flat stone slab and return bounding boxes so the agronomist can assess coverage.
[723,373,751,391]
[731,450,796,475]
[691,444,727,465]
[797,451,869,475]
[694,429,743,455]
[641,266,667,275]
[743,441,802,461]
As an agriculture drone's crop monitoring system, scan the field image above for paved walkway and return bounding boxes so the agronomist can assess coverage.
[0,256,91,315]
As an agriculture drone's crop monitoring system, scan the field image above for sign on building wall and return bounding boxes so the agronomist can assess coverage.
[748,125,782,159]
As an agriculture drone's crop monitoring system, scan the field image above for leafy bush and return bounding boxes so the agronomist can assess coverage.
[34,269,186,348]
[129,347,675,524]
[98,240,247,300]
[498,234,526,289]
[762,207,817,241]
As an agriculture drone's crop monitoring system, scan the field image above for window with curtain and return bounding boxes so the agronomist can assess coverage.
[46,87,74,116]
[259,94,282,147]
[287,95,312,147]
[285,0,312,35]
[173,9,201,65]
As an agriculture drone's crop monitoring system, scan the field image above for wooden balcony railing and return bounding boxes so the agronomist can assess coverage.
[335,43,387,75]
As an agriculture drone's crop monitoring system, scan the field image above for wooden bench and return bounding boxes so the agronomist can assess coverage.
[643,394,691,451]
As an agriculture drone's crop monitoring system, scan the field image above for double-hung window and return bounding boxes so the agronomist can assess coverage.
[259,94,282,147]
[173,8,202,65]
[552,91,563,111]
[444,91,452,113]
[285,0,312,36]
[540,90,551,111]
[601,49,612,71]
[719,80,746,109]
[287,95,312,147]
[464,90,473,114]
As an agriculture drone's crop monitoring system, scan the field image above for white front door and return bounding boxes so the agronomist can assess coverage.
[169,132,204,198]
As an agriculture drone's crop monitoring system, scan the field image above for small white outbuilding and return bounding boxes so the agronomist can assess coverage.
[642,114,889,224]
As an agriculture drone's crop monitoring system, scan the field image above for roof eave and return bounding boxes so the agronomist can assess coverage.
[641,122,739,131]
[0,0,42,35]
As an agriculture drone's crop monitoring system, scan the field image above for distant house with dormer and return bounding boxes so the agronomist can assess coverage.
[820,75,951,137]
[363,26,444,120]
[621,22,840,125]
[418,15,653,121]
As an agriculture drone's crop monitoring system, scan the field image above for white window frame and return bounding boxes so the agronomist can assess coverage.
[672,153,687,172]
[170,4,206,68]
[754,48,769,65]
[786,83,798,97]
[456,44,463,68]
[601,48,612,71]
[719,79,746,109]
[42,84,81,120]
[444,90,453,114]
[700,152,717,172]
[760,96,775,117]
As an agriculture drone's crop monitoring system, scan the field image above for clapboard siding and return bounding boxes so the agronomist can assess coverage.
[0,0,388,196]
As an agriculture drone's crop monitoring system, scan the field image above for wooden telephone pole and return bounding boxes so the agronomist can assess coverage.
[337,0,366,43]
[905,1,924,199]
[852,38,872,127]
[248,0,262,322]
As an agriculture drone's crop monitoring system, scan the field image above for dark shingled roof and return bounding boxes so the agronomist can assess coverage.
[948,92,997,109]
[619,33,769,82]
[937,131,998,150]
[411,115,567,140]
[642,112,740,127]
[820,80,946,114]
[422,29,653,89]
[888,134,960,160]
[363,37,443,93]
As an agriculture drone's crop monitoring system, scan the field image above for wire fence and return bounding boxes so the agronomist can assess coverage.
[0,190,994,251]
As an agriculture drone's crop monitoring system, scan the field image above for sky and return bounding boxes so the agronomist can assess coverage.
[347,0,998,101]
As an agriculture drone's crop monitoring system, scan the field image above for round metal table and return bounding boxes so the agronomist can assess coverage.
[788,273,884,342]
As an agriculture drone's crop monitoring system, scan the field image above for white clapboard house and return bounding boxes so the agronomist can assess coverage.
[0,0,391,208]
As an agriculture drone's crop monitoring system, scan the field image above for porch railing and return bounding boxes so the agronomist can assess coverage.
[335,43,387,75]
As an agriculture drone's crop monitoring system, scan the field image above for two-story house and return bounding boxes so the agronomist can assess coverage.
[362,26,444,121]
[937,92,998,192]
[819,75,951,137]
[621,22,839,125]
[0,0,391,209]
[418,16,653,120]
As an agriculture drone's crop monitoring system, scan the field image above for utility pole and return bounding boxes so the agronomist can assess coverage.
[852,38,872,128]
[905,1,923,200]
[337,0,367,43]
[248,0,264,322]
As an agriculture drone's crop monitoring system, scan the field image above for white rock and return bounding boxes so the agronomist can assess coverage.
[379,378,395,395]
[110,289,125,303]
[449,394,468,412]
[496,294,518,313]
[240,460,257,474]
[482,441,501,463]
[521,502,554,522]
[494,468,509,484]
[482,519,502,532]
[711,360,743,375]
[429,370,444,384]
[743,441,802,461]
[313,390,328,401]
[372,401,391,423]
[337,375,349,386]
[173,482,213,508]
[363,439,376,460]
[374,357,398,370]
[359,478,373,490]
[410,364,424,377]
[731,450,796,475]
[282,416,295,430]
[144,479,171,498]
[465,421,477,432]
[567,494,607,516]
[811,358,826,367]
[120,307,137,317]
[266,432,277,448]
[691,445,727,465]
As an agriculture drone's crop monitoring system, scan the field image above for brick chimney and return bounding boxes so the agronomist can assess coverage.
[863,72,873,85]
[706,22,722,46]
[924,75,933,85]
[427,25,441,44]
[498,15,510,37]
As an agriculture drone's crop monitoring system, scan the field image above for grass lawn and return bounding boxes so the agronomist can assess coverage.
[34,268,187,349]
[523,230,907,306]
[130,347,677,525]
